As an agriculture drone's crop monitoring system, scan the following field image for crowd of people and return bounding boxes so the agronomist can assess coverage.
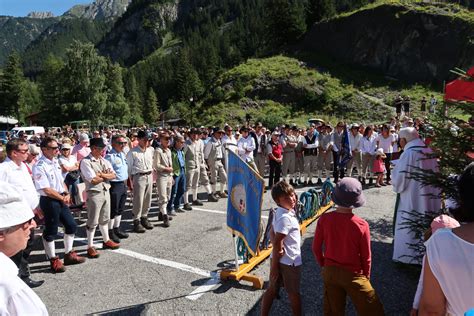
[0,110,472,315]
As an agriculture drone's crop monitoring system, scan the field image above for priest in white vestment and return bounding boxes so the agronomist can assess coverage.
[391,127,441,264]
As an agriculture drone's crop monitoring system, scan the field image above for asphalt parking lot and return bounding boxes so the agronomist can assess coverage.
[29,183,420,315]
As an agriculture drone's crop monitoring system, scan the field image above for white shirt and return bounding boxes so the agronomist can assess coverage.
[348,132,362,151]
[33,156,66,196]
[425,229,474,316]
[0,158,39,210]
[222,134,238,154]
[126,146,154,176]
[237,136,256,162]
[272,206,302,266]
[0,252,48,316]
[58,155,77,179]
[302,133,319,149]
[360,135,377,154]
[376,134,395,154]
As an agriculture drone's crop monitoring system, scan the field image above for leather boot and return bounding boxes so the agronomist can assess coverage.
[163,214,170,228]
[140,217,154,230]
[114,227,129,239]
[108,229,120,243]
[133,219,146,233]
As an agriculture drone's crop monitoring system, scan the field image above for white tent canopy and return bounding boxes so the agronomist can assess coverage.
[0,116,18,124]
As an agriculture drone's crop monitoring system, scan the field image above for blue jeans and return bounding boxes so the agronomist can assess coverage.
[167,172,186,211]
[64,175,80,205]
[40,196,77,242]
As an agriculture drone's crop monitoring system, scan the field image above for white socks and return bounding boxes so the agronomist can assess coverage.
[42,238,56,259]
[206,185,212,194]
[184,191,189,204]
[220,183,226,193]
[64,234,75,254]
[109,217,115,229]
[211,184,217,193]
[114,215,121,228]
[87,227,96,248]
[99,224,110,242]
[193,189,198,201]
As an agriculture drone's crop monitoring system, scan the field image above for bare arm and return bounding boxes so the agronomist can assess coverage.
[419,256,446,315]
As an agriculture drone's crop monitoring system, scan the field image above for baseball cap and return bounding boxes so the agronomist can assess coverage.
[0,182,34,230]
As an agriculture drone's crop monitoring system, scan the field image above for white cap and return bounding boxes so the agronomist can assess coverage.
[375,148,385,156]
[0,181,34,230]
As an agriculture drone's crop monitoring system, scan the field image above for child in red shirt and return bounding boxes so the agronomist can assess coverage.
[312,178,384,315]
[373,148,387,187]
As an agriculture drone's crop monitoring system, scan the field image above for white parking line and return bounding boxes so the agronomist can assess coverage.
[185,272,221,301]
[192,207,269,219]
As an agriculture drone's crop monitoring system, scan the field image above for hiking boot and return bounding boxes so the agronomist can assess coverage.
[361,178,366,185]
[108,229,120,243]
[64,250,86,265]
[113,227,129,239]
[158,212,173,221]
[49,257,66,273]
[183,203,193,211]
[208,194,219,202]
[103,240,120,250]
[307,180,314,186]
[317,178,323,185]
[218,192,228,198]
[87,247,100,259]
[368,178,374,186]
[192,200,203,206]
[176,208,186,213]
[163,214,170,228]
[133,219,146,233]
[140,217,154,230]
[289,179,295,186]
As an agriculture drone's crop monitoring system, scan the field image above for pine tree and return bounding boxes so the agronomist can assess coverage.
[307,0,337,25]
[104,61,130,124]
[264,0,307,49]
[38,55,65,126]
[175,49,204,101]
[0,52,25,121]
[144,87,160,126]
[124,74,144,126]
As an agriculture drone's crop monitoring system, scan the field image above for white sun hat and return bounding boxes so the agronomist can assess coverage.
[0,181,34,230]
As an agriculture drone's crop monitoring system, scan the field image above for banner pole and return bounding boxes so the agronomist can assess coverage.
[233,235,240,271]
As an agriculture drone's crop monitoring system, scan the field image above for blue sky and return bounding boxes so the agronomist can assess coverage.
[0,0,92,17]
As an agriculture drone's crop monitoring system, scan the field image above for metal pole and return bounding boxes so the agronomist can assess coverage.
[233,235,240,271]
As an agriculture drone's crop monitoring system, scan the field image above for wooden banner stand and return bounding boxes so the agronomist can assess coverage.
[220,202,334,289]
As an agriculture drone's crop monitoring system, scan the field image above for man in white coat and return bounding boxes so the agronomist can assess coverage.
[391,127,441,264]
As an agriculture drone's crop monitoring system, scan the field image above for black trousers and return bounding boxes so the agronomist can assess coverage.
[110,181,128,218]
[332,150,345,182]
[11,229,36,278]
[383,153,392,181]
[268,159,281,188]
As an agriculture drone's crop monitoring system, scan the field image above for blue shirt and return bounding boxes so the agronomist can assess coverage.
[177,149,185,170]
[105,149,128,182]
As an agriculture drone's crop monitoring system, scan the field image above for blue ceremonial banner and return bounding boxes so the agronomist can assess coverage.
[339,125,352,168]
[226,150,264,256]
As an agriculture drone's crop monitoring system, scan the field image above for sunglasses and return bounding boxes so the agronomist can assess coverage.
[14,149,29,154]
[47,146,59,150]
[117,141,128,145]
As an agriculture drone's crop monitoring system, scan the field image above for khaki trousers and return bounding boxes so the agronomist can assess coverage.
[209,159,227,185]
[156,175,172,215]
[346,151,362,176]
[361,153,374,179]
[282,151,295,179]
[199,163,210,186]
[322,266,384,316]
[318,151,332,178]
[304,155,318,181]
[132,173,153,219]
[86,190,110,228]
[295,154,304,176]
[255,152,266,176]
[186,167,200,191]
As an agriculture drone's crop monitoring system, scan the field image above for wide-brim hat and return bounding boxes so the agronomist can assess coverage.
[213,127,225,134]
[375,148,386,157]
[0,182,34,229]
[331,178,366,208]
[90,137,106,148]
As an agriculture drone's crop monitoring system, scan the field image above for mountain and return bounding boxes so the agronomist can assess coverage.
[22,18,113,76]
[300,2,474,83]
[27,12,55,19]
[97,0,181,66]
[0,16,59,66]
[63,0,132,20]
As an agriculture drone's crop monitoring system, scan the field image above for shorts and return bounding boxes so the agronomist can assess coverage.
[268,261,301,294]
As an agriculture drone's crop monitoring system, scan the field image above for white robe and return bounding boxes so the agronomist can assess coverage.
[391,138,441,264]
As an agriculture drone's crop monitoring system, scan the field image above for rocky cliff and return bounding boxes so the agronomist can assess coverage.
[98,0,181,66]
[27,12,55,19]
[63,0,132,20]
[301,3,474,83]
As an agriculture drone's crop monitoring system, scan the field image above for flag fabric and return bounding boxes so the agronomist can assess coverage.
[226,150,264,256]
[339,125,352,168]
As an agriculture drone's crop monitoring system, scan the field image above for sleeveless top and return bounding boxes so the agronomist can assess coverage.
[269,141,282,161]
[304,134,318,156]
[425,228,474,316]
